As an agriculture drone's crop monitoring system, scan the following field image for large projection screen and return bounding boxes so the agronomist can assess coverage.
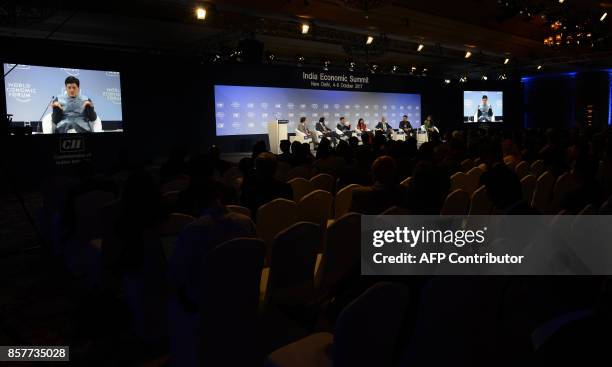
[214,85,422,136]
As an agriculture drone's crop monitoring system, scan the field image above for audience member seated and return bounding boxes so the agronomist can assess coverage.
[277,140,292,163]
[240,152,293,217]
[175,155,238,217]
[481,163,537,214]
[350,156,404,214]
[313,138,347,177]
[404,161,450,214]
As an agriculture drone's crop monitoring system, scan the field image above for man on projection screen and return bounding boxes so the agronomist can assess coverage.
[475,95,494,123]
[51,76,98,133]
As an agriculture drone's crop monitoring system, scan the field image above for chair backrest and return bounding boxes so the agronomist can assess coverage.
[160,177,190,193]
[449,172,468,193]
[520,174,537,203]
[515,161,529,180]
[440,189,470,216]
[199,237,265,366]
[287,165,312,180]
[468,186,492,216]
[310,173,335,193]
[225,205,252,218]
[550,172,575,214]
[268,222,322,296]
[74,190,115,240]
[333,282,411,367]
[297,190,333,228]
[381,206,411,215]
[287,177,315,202]
[256,198,298,260]
[531,171,555,213]
[578,204,596,216]
[160,213,195,236]
[530,160,544,178]
[400,176,412,188]
[465,167,483,195]
[334,184,362,219]
[316,213,361,292]
[460,158,474,172]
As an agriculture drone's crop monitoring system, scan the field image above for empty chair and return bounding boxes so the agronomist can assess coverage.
[160,213,196,260]
[315,213,361,292]
[298,190,333,228]
[449,172,468,193]
[520,174,537,203]
[465,167,483,195]
[460,158,474,172]
[531,171,555,214]
[550,172,577,214]
[256,198,299,261]
[530,160,544,178]
[199,238,265,367]
[515,161,529,180]
[468,186,492,216]
[225,205,252,218]
[440,189,470,216]
[310,173,335,193]
[288,177,315,202]
[267,282,411,367]
[333,184,362,220]
[400,176,412,188]
[265,222,322,306]
[287,166,312,180]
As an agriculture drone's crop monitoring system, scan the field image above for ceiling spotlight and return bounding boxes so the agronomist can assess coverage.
[459,76,468,83]
[601,12,608,22]
[465,51,472,59]
[504,58,510,64]
[537,65,543,70]
[323,60,330,71]
[348,61,355,72]
[370,64,378,73]
[444,79,451,84]
[366,36,374,45]
[482,75,488,81]
[558,0,564,3]
[297,55,305,67]
[212,54,221,62]
[301,23,310,34]
[499,74,508,80]
[417,44,424,52]
[391,65,398,73]
[195,7,207,20]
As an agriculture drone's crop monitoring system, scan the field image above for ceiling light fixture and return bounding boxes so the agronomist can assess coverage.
[301,23,310,34]
[366,36,374,45]
[196,7,207,20]
[417,44,424,52]
[465,51,472,59]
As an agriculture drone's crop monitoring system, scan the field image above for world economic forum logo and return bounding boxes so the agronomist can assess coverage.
[6,81,37,103]
[62,68,80,76]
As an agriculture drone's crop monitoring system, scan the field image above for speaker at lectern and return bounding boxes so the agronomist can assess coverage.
[267,119,288,154]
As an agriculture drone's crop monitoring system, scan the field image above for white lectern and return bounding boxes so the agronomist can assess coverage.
[267,119,288,154]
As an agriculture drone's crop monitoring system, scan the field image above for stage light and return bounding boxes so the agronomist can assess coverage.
[366,36,374,45]
[444,79,451,84]
[370,64,378,74]
[417,44,424,52]
[301,23,310,34]
[348,61,355,72]
[558,0,564,3]
[323,60,330,71]
[297,55,305,67]
[459,76,468,83]
[465,51,472,59]
[499,74,508,80]
[537,65,543,70]
[504,58,510,64]
[601,12,608,22]
[482,75,488,81]
[196,7,207,20]
[391,65,398,73]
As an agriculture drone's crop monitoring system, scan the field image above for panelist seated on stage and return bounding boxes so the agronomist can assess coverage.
[315,117,340,144]
[51,76,98,134]
[375,116,393,137]
[336,116,353,137]
[399,115,413,134]
[356,118,370,132]
[423,115,438,133]
[297,116,319,145]
[474,95,494,123]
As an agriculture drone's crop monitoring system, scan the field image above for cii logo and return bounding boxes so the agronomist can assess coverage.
[60,137,85,153]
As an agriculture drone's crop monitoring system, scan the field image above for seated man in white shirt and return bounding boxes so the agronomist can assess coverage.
[297,116,319,145]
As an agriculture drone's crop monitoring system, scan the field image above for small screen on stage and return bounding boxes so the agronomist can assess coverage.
[214,85,422,136]
[3,63,123,134]
[463,91,503,123]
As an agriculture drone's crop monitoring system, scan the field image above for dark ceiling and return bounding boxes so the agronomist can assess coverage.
[0,0,610,78]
